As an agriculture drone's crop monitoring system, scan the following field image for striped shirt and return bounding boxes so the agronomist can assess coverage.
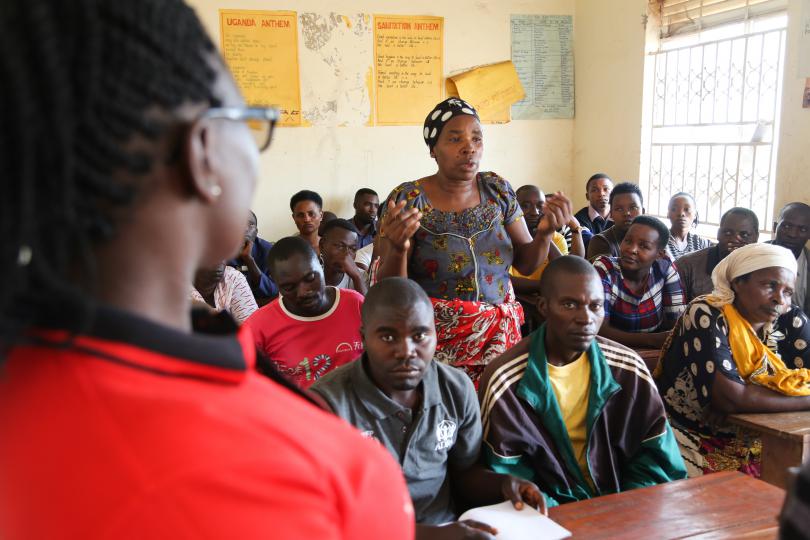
[190,266,258,324]
[593,256,686,333]
[666,232,712,260]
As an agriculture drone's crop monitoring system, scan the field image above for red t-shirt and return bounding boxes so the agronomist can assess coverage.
[246,287,364,388]
[0,308,414,540]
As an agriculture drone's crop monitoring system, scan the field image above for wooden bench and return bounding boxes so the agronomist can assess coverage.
[548,471,784,539]
[728,411,810,489]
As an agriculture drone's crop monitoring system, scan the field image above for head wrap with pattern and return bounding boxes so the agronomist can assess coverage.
[423,98,480,149]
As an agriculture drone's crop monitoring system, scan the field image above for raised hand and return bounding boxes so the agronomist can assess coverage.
[536,192,573,236]
[381,199,422,253]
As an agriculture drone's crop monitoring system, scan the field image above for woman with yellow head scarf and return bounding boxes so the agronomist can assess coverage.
[654,243,810,477]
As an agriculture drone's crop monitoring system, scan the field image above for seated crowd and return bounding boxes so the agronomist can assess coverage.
[3,3,808,534]
[211,165,810,535]
[188,100,810,535]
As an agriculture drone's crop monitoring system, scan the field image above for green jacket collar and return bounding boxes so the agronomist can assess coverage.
[516,325,621,497]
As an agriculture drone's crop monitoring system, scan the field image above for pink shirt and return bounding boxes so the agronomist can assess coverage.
[246,287,364,388]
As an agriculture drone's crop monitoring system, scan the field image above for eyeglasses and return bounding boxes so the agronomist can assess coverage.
[201,106,279,152]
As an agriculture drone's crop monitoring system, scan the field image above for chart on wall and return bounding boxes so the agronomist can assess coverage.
[298,13,374,127]
[219,10,302,126]
[373,15,444,125]
[510,14,574,120]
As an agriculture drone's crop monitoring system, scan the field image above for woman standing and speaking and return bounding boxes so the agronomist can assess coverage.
[378,98,573,384]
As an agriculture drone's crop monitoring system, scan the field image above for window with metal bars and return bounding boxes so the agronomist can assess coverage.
[639,10,787,236]
[654,0,787,38]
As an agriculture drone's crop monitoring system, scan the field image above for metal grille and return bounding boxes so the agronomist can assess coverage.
[641,23,786,233]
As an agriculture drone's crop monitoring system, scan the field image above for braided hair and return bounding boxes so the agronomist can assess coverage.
[0,0,316,403]
[0,0,221,342]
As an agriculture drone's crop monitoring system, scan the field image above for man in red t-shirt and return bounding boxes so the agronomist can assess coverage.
[246,236,364,388]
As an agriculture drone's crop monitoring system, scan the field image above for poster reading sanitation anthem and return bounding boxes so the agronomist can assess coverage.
[373,15,444,125]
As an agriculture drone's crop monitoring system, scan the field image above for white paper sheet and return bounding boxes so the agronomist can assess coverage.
[458,501,571,540]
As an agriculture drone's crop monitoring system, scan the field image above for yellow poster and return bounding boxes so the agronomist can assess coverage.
[219,10,301,127]
[373,15,444,125]
[446,61,525,124]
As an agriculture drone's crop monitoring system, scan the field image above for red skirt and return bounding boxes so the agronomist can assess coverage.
[430,291,524,388]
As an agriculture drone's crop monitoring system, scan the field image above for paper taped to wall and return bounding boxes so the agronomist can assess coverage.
[374,14,444,125]
[219,10,302,127]
[446,61,525,124]
[510,14,574,120]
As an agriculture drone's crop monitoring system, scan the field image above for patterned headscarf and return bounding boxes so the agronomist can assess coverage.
[423,98,480,148]
[708,242,798,308]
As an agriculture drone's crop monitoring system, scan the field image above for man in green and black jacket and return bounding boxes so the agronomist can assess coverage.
[479,256,686,507]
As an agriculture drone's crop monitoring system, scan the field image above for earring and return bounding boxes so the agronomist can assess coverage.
[210,185,222,198]
[319,253,325,267]
[17,245,32,266]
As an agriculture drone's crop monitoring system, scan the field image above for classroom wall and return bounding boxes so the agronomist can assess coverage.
[188,0,577,240]
[571,0,649,204]
[773,0,810,217]
[188,0,807,241]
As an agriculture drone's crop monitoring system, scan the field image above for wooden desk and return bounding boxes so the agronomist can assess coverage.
[728,411,810,489]
[548,472,784,539]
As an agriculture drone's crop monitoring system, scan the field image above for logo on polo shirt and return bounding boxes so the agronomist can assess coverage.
[435,419,456,451]
[336,341,363,353]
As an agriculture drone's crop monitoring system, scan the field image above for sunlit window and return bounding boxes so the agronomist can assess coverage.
[639,12,787,238]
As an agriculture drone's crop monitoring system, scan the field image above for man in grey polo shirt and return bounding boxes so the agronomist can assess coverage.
[312,277,544,540]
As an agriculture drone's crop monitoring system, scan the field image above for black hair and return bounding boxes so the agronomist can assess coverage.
[354,188,378,203]
[721,207,759,232]
[585,173,612,191]
[266,236,318,275]
[515,185,541,198]
[361,277,432,326]
[317,210,337,237]
[0,0,316,402]
[609,182,644,207]
[321,218,359,238]
[630,215,670,249]
[668,192,700,226]
[539,256,600,298]
[778,202,810,221]
[0,0,220,343]
[290,190,323,211]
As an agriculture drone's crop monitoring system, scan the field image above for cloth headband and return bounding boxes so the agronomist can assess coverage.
[423,98,479,148]
[709,242,798,307]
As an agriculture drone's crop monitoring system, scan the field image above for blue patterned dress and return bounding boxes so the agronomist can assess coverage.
[380,172,526,384]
